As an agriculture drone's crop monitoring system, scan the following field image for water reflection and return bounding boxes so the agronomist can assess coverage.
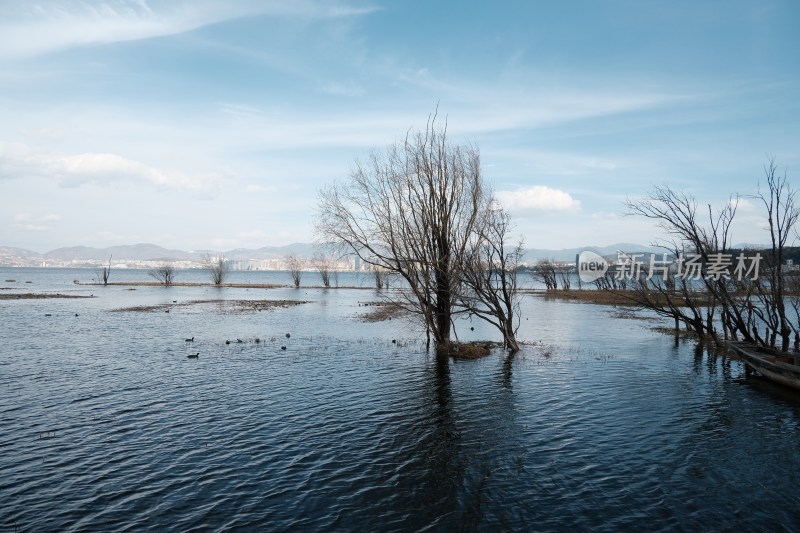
[3,268,800,530]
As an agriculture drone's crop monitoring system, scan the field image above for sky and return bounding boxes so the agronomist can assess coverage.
[1,0,798,253]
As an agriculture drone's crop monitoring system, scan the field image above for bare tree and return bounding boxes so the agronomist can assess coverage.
[149,263,176,286]
[97,255,112,286]
[285,254,302,288]
[556,266,572,291]
[372,267,389,290]
[460,205,524,352]
[205,254,228,286]
[752,158,800,350]
[625,161,798,350]
[533,259,558,290]
[316,111,486,350]
[624,186,742,346]
[312,252,332,288]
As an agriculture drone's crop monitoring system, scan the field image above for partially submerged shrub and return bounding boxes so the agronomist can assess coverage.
[436,341,492,360]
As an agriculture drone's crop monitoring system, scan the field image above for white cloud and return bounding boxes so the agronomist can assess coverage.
[731,196,757,213]
[13,212,62,232]
[0,142,221,192]
[496,186,581,213]
[244,184,274,193]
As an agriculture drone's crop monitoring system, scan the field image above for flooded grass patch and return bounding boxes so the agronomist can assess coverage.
[438,341,498,359]
[609,309,660,321]
[112,299,310,314]
[533,289,640,306]
[357,300,409,322]
[0,293,94,300]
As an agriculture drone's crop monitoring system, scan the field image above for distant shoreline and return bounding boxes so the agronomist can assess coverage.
[74,281,382,289]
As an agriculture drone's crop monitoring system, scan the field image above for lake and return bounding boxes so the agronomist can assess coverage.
[2,267,800,531]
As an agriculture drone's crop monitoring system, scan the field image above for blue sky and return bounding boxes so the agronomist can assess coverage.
[1,0,798,252]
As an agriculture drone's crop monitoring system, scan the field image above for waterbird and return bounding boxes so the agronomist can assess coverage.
[285,333,291,338]
[185,336,194,342]
[225,340,230,345]
[165,310,170,313]
[392,339,397,344]
[236,338,243,343]
[187,352,199,359]
[280,346,287,350]
[470,326,474,331]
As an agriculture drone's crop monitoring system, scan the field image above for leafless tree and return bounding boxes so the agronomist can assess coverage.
[312,252,332,288]
[625,186,742,346]
[556,267,572,291]
[316,111,486,350]
[372,267,389,290]
[533,259,558,290]
[149,263,176,286]
[285,254,302,288]
[753,158,800,350]
[205,254,228,286]
[594,269,622,290]
[625,161,798,350]
[460,205,524,352]
[97,255,112,285]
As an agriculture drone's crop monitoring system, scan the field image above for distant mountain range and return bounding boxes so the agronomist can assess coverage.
[0,242,678,267]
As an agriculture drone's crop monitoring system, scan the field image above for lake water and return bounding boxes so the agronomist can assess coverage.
[2,268,800,531]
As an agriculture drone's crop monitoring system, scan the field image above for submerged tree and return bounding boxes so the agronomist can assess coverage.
[205,254,228,286]
[755,158,799,350]
[371,267,389,290]
[98,255,112,286]
[624,158,798,350]
[460,205,524,352]
[285,254,302,288]
[317,111,526,353]
[149,263,176,286]
[532,259,558,290]
[316,112,486,350]
[312,252,333,288]
[624,186,739,345]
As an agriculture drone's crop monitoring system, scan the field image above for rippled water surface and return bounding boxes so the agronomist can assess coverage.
[2,268,800,531]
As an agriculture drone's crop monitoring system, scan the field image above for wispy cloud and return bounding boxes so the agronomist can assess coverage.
[0,142,222,192]
[319,79,366,97]
[0,0,379,60]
